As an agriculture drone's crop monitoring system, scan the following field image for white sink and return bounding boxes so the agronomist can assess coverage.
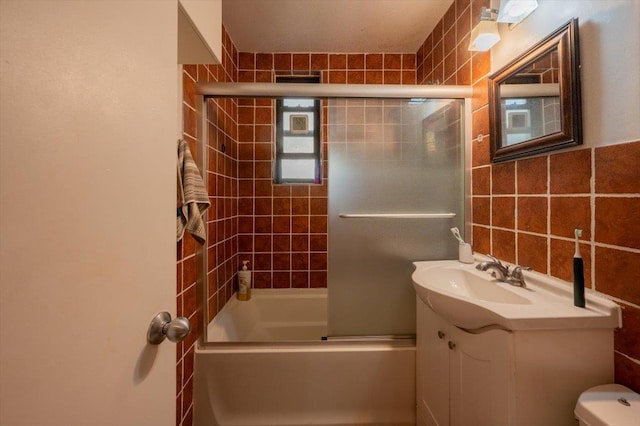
[412,259,621,331]
[420,267,531,304]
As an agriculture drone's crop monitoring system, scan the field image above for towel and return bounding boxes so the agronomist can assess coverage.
[177,139,210,244]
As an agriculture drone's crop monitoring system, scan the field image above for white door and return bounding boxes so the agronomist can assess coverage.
[0,2,178,425]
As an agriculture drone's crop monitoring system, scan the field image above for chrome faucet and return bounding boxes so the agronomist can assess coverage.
[476,256,510,281]
[475,255,530,288]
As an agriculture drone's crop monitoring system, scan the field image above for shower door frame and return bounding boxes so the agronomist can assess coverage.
[193,83,472,347]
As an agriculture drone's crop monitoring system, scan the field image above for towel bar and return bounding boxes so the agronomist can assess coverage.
[338,213,456,219]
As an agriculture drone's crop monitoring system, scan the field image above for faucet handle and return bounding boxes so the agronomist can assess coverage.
[512,266,531,275]
[509,266,531,287]
[486,254,509,273]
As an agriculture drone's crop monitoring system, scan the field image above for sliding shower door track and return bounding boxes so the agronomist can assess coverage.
[324,334,416,342]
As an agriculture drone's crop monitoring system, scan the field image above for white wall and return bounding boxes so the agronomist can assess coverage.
[491,0,640,147]
[0,1,178,425]
[179,0,222,63]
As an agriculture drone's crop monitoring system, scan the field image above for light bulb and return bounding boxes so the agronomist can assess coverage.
[497,0,538,24]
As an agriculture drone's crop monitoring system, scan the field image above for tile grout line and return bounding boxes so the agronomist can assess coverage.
[614,348,640,364]
[590,147,596,292]
[514,161,519,265]
[489,162,493,254]
[547,154,552,278]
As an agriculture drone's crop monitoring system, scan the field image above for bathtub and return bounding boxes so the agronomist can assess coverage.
[194,289,416,426]
[206,288,328,342]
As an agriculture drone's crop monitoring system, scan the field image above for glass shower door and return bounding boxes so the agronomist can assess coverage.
[327,98,465,337]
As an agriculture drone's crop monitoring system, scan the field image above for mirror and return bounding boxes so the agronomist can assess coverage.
[489,19,582,162]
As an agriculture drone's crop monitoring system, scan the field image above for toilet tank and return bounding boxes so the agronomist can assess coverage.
[575,384,640,426]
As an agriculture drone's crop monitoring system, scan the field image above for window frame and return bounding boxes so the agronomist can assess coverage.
[274,76,322,184]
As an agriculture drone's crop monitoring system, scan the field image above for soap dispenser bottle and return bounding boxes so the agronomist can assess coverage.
[237,260,251,301]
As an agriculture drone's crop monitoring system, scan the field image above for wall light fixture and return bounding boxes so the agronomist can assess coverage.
[468,7,501,52]
[468,1,539,51]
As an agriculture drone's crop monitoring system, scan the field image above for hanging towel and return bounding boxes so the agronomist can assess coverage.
[177,139,210,244]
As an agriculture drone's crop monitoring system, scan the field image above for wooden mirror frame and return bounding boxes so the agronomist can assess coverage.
[489,18,582,163]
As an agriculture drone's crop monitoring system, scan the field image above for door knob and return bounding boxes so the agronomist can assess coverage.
[147,312,191,345]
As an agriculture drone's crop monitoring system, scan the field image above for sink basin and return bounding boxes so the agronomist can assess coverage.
[412,259,621,331]
[420,267,531,304]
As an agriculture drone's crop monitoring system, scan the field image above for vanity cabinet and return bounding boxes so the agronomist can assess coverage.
[416,298,615,426]
[417,300,513,426]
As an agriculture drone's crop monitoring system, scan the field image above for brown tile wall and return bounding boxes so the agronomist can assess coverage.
[239,52,416,85]
[418,0,640,392]
[471,141,640,391]
[416,0,490,86]
[236,95,330,290]
[235,51,416,289]
[177,26,238,426]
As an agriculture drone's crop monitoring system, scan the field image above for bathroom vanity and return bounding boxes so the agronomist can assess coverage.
[412,259,621,426]
[417,303,511,425]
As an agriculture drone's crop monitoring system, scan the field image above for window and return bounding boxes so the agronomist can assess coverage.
[274,76,321,184]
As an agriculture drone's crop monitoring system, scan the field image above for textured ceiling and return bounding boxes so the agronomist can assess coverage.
[222,0,454,53]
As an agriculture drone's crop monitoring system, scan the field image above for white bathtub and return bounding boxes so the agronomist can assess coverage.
[194,289,416,426]
[206,289,328,342]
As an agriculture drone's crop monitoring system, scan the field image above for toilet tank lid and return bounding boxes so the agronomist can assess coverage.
[575,384,640,426]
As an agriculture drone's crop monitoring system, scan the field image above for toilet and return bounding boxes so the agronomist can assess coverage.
[575,384,640,425]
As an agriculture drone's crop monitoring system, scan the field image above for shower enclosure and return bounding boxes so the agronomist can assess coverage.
[192,83,470,426]
[192,83,470,343]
